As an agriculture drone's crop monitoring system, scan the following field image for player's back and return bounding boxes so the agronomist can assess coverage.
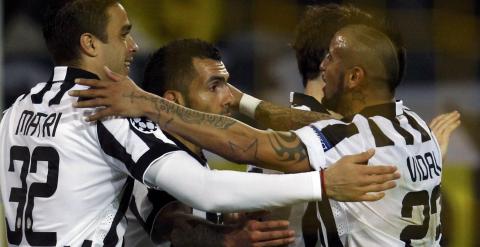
[0,67,142,246]
[295,101,442,247]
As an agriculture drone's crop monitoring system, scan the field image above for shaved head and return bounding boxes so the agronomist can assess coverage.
[334,24,400,92]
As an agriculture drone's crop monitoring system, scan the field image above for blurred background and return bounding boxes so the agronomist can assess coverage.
[1,0,479,246]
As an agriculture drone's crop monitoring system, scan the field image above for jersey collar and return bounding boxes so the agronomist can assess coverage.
[357,100,405,120]
[341,100,405,122]
[163,132,208,167]
[49,66,100,83]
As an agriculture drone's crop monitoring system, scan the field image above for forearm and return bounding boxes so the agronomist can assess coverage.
[144,153,321,212]
[130,91,311,172]
[255,101,334,130]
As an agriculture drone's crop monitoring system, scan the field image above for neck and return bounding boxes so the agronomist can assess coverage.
[60,60,106,80]
[167,131,203,157]
[336,86,393,117]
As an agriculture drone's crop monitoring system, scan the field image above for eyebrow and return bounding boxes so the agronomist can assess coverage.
[207,75,228,82]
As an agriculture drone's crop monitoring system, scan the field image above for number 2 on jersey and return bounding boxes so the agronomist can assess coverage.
[400,184,441,246]
[7,146,59,246]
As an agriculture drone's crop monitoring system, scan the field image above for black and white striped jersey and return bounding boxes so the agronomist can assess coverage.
[294,100,442,247]
[0,66,181,246]
[247,92,331,247]
[124,133,221,247]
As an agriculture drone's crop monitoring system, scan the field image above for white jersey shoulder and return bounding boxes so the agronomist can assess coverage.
[294,100,442,247]
[0,67,181,246]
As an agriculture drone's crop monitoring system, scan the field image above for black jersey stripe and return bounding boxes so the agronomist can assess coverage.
[248,167,264,173]
[81,240,92,247]
[97,121,137,175]
[103,178,134,247]
[164,132,208,167]
[368,118,395,147]
[128,195,149,233]
[302,201,324,247]
[49,81,75,106]
[145,190,178,233]
[404,112,431,143]
[318,198,344,247]
[291,92,330,114]
[321,123,359,147]
[392,118,415,145]
[97,121,179,181]
[31,82,53,104]
[135,144,179,179]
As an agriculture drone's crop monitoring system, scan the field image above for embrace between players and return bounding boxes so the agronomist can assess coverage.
[0,1,460,246]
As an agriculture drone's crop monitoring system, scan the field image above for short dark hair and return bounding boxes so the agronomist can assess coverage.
[339,24,400,92]
[143,39,222,97]
[293,4,405,91]
[42,0,118,64]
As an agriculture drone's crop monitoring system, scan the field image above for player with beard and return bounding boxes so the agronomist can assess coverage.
[124,39,297,247]
[70,23,448,246]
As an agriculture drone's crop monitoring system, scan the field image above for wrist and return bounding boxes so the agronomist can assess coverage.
[239,93,262,119]
[141,92,163,121]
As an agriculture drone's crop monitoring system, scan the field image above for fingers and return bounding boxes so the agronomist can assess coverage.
[444,120,461,135]
[248,220,290,231]
[73,78,105,88]
[246,220,295,246]
[252,237,296,247]
[83,108,114,122]
[358,164,398,176]
[71,97,109,108]
[360,171,400,185]
[250,228,294,241]
[69,88,107,99]
[342,149,375,165]
[361,180,397,193]
[429,113,444,130]
[245,210,270,220]
[430,111,460,133]
[356,192,386,202]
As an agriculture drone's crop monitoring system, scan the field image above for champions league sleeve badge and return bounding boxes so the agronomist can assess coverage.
[129,117,158,133]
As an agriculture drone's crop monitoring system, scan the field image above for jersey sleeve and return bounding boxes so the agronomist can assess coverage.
[96,116,181,182]
[144,151,322,212]
[294,118,368,170]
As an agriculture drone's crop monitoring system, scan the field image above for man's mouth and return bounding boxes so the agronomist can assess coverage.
[125,59,133,69]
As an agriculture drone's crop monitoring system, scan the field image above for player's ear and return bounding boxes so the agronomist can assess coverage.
[163,90,186,106]
[79,33,98,57]
[346,66,365,89]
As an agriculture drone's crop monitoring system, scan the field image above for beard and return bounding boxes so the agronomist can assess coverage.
[321,71,345,112]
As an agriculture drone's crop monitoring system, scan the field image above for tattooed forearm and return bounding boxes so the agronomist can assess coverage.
[267,131,307,163]
[256,101,334,130]
[228,139,258,159]
[123,92,236,129]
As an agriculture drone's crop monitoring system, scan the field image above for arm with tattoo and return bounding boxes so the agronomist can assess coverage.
[125,91,312,173]
[69,68,403,202]
[228,83,335,130]
[255,101,335,130]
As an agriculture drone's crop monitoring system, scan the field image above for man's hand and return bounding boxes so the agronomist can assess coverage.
[324,149,400,202]
[69,66,151,121]
[429,111,461,160]
[223,211,295,247]
[227,83,244,112]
